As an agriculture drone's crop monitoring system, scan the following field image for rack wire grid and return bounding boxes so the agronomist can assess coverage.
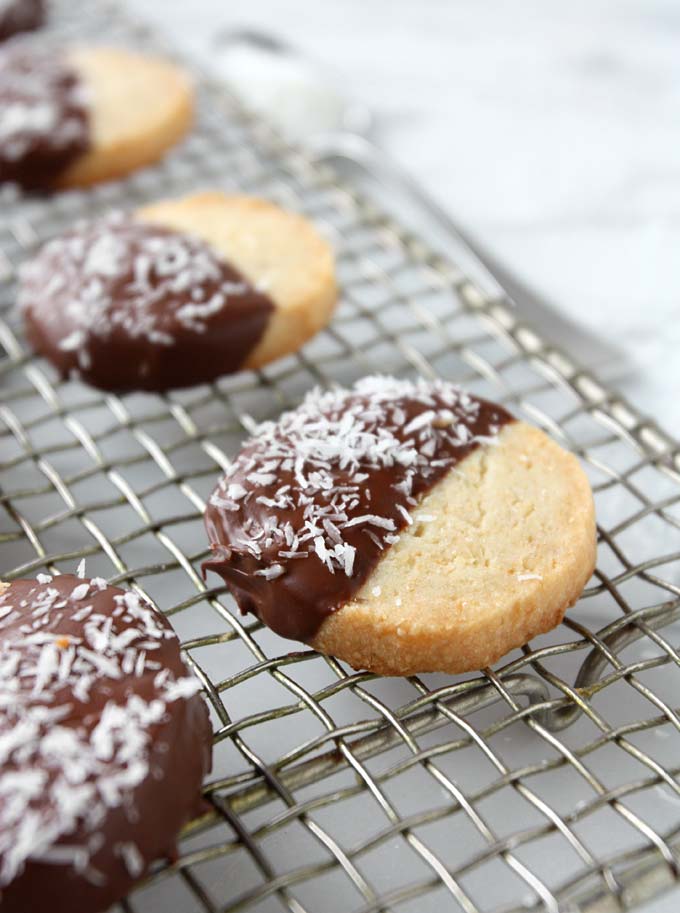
[2,3,680,913]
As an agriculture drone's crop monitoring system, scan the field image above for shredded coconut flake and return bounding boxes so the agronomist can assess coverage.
[254,564,285,580]
[69,582,90,602]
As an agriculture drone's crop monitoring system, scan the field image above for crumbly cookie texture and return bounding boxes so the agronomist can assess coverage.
[57,47,193,188]
[203,375,596,675]
[139,192,338,369]
[0,572,211,913]
[313,419,596,674]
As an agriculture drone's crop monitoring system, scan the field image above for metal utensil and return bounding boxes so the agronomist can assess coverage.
[212,26,630,374]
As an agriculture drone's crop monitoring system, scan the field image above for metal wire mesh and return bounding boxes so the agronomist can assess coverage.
[2,3,680,912]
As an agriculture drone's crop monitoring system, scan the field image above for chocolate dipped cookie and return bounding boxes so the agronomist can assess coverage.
[0,574,212,913]
[0,41,192,189]
[203,376,596,675]
[19,193,337,391]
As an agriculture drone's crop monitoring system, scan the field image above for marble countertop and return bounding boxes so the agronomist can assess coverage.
[132,3,680,911]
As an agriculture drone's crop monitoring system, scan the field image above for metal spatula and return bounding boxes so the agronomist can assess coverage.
[211,27,630,375]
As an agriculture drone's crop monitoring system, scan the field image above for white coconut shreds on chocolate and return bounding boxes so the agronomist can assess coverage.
[18,213,274,392]
[0,574,211,912]
[0,41,89,188]
[19,213,250,348]
[203,375,514,641]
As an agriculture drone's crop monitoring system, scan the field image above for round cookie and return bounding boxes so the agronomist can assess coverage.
[203,375,596,675]
[0,42,192,190]
[0,574,212,913]
[19,193,337,391]
[0,0,44,42]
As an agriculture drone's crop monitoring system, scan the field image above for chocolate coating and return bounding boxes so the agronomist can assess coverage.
[0,574,212,913]
[0,41,89,189]
[203,376,514,641]
[19,214,276,392]
[0,0,45,42]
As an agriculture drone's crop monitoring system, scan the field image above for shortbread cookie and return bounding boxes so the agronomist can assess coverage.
[203,376,596,675]
[0,0,44,42]
[0,42,192,189]
[19,194,337,391]
[0,574,212,913]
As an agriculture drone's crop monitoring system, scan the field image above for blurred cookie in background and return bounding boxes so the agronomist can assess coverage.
[0,40,193,190]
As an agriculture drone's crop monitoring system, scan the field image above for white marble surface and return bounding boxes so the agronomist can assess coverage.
[131,3,680,911]
[135,0,680,438]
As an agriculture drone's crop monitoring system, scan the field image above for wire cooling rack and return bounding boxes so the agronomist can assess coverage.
[2,3,680,912]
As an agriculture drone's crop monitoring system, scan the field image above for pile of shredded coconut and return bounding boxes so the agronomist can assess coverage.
[0,569,202,887]
[0,43,88,163]
[209,375,503,578]
[19,214,252,371]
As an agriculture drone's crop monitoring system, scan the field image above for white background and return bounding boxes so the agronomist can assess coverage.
[132,2,680,910]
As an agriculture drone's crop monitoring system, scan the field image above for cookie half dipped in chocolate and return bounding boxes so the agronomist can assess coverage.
[0,574,212,913]
[0,41,192,190]
[0,0,45,42]
[19,193,337,391]
[203,376,596,675]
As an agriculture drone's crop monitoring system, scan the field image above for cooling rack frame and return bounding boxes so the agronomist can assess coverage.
[2,3,680,912]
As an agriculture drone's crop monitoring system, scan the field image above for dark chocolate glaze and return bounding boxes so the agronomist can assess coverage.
[0,41,89,189]
[19,215,275,392]
[0,574,212,913]
[0,0,44,42]
[203,377,514,641]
